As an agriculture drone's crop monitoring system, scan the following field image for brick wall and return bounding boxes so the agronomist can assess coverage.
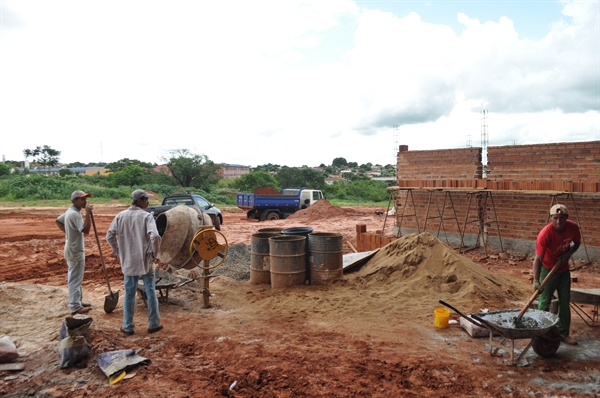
[396,146,483,180]
[393,191,599,250]
[487,141,600,182]
[355,225,397,252]
[392,141,600,256]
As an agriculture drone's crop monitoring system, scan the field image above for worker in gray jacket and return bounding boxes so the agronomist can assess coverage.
[106,189,163,335]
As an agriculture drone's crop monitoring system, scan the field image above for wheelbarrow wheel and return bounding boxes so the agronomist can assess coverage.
[532,326,561,358]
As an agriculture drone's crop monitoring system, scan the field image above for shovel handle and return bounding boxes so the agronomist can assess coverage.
[90,212,113,295]
[517,260,561,318]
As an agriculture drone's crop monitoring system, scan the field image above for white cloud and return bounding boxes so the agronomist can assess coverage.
[0,0,597,167]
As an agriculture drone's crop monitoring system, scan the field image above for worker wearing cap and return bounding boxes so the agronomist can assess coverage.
[533,204,581,345]
[56,190,93,315]
[106,189,162,335]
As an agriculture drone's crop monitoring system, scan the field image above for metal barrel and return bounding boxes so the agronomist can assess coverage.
[269,235,306,289]
[250,232,280,285]
[308,232,343,284]
[281,227,313,282]
[257,227,285,234]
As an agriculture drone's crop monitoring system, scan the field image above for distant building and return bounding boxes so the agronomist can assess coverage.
[217,164,250,179]
[365,170,382,177]
[324,175,347,185]
[27,166,109,176]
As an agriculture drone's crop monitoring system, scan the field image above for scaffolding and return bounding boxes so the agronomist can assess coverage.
[386,187,592,262]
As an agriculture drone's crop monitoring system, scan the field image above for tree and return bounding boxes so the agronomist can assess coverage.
[253,163,280,174]
[58,168,73,177]
[109,165,145,187]
[23,145,61,169]
[359,162,373,171]
[106,158,153,172]
[276,166,325,190]
[162,149,220,190]
[332,157,347,167]
[0,163,10,176]
[232,171,279,192]
[65,162,86,168]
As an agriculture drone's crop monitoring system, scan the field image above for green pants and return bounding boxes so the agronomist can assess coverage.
[538,267,571,337]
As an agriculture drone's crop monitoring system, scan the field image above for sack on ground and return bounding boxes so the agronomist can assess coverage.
[0,336,19,363]
[97,350,151,377]
[58,316,93,369]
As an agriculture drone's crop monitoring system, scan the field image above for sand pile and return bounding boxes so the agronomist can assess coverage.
[287,199,348,223]
[352,232,528,309]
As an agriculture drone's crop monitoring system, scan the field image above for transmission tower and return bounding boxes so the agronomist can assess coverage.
[481,110,489,178]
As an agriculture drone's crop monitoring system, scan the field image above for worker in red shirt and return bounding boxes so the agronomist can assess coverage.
[532,204,581,346]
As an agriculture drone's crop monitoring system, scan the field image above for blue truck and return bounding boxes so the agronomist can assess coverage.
[236,188,325,221]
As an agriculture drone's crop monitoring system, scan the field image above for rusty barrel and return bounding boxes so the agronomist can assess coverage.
[308,232,343,284]
[281,227,313,282]
[269,235,306,289]
[250,232,280,285]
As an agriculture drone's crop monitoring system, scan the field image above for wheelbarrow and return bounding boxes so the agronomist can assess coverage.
[137,268,194,305]
[440,300,561,366]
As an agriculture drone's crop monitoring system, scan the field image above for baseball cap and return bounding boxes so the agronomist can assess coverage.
[71,190,91,200]
[131,189,153,204]
[550,204,568,216]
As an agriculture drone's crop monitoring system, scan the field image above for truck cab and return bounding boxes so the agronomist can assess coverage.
[281,188,324,209]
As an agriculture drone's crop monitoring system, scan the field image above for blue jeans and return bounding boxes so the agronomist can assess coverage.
[67,259,85,313]
[123,271,161,332]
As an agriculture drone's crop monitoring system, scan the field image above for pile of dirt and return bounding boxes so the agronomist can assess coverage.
[287,199,348,223]
[178,243,251,281]
[352,232,528,309]
[253,187,280,195]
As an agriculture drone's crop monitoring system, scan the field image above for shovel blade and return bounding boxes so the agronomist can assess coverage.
[104,291,120,314]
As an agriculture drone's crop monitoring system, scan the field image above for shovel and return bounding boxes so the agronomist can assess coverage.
[514,260,561,327]
[90,212,119,313]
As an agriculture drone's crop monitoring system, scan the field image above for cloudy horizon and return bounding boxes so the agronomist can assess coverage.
[1,0,598,168]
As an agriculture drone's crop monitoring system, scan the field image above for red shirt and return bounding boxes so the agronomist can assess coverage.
[536,220,581,273]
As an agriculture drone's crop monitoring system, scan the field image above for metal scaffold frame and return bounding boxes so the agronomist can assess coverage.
[459,191,504,256]
[386,187,594,267]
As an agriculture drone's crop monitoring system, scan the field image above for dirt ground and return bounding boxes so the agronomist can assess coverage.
[1,201,599,397]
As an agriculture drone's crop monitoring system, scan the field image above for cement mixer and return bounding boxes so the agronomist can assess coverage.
[155,205,214,269]
[151,204,229,309]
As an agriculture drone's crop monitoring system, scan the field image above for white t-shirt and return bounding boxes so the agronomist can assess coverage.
[57,206,85,262]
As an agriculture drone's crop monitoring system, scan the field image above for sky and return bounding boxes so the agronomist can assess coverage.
[1,0,598,168]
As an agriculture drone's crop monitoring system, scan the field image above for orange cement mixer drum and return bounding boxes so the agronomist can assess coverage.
[189,227,228,269]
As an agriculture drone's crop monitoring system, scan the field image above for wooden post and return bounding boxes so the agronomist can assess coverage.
[202,259,211,308]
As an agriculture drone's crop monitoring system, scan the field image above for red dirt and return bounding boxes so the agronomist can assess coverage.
[0,203,599,397]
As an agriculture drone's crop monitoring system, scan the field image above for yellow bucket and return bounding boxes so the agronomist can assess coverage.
[434,308,450,328]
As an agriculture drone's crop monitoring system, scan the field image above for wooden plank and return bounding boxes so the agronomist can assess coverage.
[0,363,25,371]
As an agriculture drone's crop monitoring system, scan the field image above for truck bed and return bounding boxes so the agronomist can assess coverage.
[236,193,300,211]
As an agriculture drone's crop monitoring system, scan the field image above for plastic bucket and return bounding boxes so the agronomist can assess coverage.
[308,232,343,284]
[250,233,280,285]
[434,308,451,328]
[269,235,306,289]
